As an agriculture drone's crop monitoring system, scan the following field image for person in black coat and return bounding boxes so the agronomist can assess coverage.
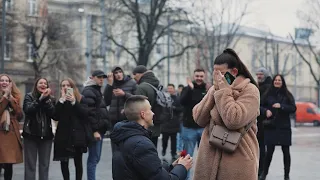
[161,84,183,161]
[81,70,110,180]
[53,78,93,180]
[110,95,192,180]
[255,67,272,177]
[22,78,56,180]
[259,75,296,180]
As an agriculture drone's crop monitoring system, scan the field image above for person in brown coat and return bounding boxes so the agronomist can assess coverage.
[0,74,23,180]
[192,49,260,180]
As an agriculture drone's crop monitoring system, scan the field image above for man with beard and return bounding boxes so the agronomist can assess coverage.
[180,69,207,158]
[104,66,136,154]
[256,67,272,177]
[131,65,161,147]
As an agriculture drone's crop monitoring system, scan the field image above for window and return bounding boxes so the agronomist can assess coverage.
[28,0,37,16]
[5,0,13,11]
[307,108,315,114]
[27,37,33,62]
[4,36,11,61]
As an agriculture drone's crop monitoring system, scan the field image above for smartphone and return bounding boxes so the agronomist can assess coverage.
[66,87,74,96]
[224,72,235,85]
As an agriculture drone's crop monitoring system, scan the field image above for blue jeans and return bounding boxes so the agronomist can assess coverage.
[182,126,204,179]
[176,123,184,152]
[87,137,103,180]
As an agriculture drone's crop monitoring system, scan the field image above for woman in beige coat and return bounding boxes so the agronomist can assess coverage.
[192,48,260,180]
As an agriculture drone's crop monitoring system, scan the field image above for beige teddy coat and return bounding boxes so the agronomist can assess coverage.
[192,76,260,180]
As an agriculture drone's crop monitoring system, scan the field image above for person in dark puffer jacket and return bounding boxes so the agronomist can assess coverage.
[81,70,109,180]
[104,66,136,154]
[111,95,192,180]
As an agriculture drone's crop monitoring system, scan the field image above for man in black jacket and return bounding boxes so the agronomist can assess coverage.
[104,66,136,153]
[81,70,109,180]
[111,95,192,180]
[180,68,207,174]
[161,84,183,161]
[256,67,272,177]
[132,65,161,147]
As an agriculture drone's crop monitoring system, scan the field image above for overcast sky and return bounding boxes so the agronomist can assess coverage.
[244,0,305,37]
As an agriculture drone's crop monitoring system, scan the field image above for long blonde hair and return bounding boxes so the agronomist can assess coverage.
[0,74,21,102]
[60,78,81,102]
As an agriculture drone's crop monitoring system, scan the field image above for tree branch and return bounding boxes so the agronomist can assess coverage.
[290,34,319,83]
[150,45,195,69]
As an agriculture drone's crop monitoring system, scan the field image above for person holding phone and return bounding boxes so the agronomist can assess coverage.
[192,49,260,180]
[53,78,92,180]
[22,78,56,180]
[0,74,23,180]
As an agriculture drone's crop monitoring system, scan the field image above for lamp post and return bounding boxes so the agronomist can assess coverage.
[1,0,8,73]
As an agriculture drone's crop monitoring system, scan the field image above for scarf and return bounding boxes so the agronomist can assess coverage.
[0,109,10,132]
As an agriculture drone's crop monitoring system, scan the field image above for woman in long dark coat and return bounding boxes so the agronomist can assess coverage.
[53,78,92,180]
[259,74,296,180]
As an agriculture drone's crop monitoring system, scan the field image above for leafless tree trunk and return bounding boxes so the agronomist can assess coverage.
[290,0,320,105]
[94,0,195,69]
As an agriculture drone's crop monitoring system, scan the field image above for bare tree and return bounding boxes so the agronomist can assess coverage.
[21,13,84,81]
[190,0,250,82]
[94,0,195,69]
[251,36,302,77]
[290,0,320,105]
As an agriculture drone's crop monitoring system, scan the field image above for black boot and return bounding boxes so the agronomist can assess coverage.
[284,177,290,180]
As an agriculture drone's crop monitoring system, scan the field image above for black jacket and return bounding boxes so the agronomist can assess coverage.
[134,71,161,137]
[110,120,187,180]
[82,79,109,134]
[262,90,296,146]
[180,82,207,128]
[161,94,183,134]
[257,76,272,140]
[105,75,136,126]
[22,93,55,140]
[53,99,93,160]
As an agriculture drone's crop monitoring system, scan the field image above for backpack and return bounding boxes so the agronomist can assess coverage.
[143,83,173,125]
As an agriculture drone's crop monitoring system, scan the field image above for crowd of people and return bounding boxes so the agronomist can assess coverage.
[0,48,296,180]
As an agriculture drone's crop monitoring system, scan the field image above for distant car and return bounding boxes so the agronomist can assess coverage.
[296,102,320,126]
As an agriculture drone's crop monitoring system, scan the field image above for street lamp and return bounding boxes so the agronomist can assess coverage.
[1,0,9,73]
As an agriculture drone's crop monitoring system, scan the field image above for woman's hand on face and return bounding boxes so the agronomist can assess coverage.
[42,88,51,97]
[61,88,66,99]
[213,70,229,89]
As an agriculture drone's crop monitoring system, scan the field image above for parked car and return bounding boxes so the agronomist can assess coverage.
[296,102,320,126]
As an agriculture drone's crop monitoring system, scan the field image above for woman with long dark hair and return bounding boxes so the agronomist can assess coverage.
[259,75,296,180]
[192,49,260,180]
[53,78,92,180]
[0,74,23,180]
[22,78,55,180]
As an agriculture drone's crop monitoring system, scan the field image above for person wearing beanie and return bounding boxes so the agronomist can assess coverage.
[256,67,272,178]
[131,65,161,147]
[104,66,136,154]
